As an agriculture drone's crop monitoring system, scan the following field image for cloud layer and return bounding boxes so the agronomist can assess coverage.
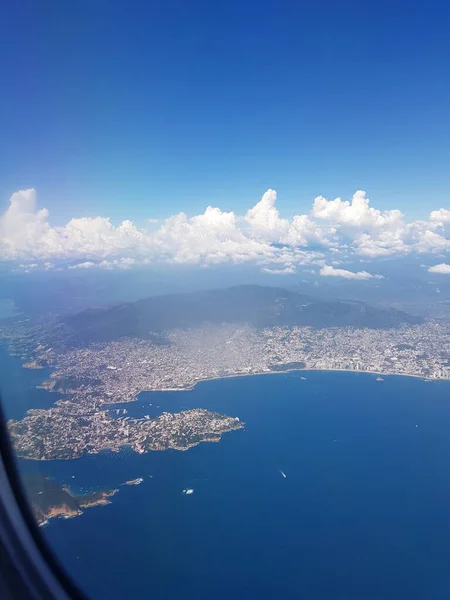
[1,188,449,275]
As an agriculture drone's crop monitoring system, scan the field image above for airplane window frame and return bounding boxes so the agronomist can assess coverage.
[0,399,86,600]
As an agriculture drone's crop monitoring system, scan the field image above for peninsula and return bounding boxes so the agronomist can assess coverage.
[22,474,119,526]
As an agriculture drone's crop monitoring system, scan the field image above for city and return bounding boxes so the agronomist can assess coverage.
[2,318,450,461]
[26,321,450,398]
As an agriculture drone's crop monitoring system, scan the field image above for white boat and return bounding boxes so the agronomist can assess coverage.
[279,469,287,478]
[182,488,194,495]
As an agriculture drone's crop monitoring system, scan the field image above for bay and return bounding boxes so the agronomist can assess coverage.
[2,348,450,599]
[0,343,63,420]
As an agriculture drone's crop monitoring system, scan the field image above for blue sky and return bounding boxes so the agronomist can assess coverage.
[1,0,450,225]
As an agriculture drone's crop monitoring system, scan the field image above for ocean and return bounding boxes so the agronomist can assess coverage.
[2,346,450,600]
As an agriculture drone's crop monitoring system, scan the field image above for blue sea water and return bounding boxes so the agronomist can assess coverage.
[0,298,20,320]
[0,344,63,419]
[3,346,450,600]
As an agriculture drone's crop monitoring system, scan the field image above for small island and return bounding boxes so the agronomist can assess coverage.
[22,474,119,526]
[123,478,144,486]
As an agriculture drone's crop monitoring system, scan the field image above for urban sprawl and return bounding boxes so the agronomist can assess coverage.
[2,320,450,461]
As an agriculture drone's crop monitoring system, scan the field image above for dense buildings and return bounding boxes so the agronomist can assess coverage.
[2,314,450,461]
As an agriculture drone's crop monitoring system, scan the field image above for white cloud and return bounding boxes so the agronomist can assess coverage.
[0,188,449,271]
[312,190,403,229]
[245,189,335,247]
[260,266,296,275]
[428,263,450,274]
[319,265,384,280]
[429,208,450,223]
[245,189,288,241]
[68,258,137,270]
[68,261,97,270]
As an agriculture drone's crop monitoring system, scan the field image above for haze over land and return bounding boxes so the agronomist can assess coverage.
[66,285,422,343]
[2,284,450,463]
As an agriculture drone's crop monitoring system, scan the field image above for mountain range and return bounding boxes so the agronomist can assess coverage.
[65,285,423,343]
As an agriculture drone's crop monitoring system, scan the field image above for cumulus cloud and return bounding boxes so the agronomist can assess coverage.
[429,208,450,223]
[312,190,403,229]
[245,189,288,240]
[0,188,449,273]
[245,189,336,247]
[428,263,450,274]
[319,265,384,280]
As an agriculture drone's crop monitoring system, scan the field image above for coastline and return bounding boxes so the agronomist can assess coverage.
[2,340,446,427]
[2,338,444,409]
[25,356,450,600]
[147,366,438,396]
